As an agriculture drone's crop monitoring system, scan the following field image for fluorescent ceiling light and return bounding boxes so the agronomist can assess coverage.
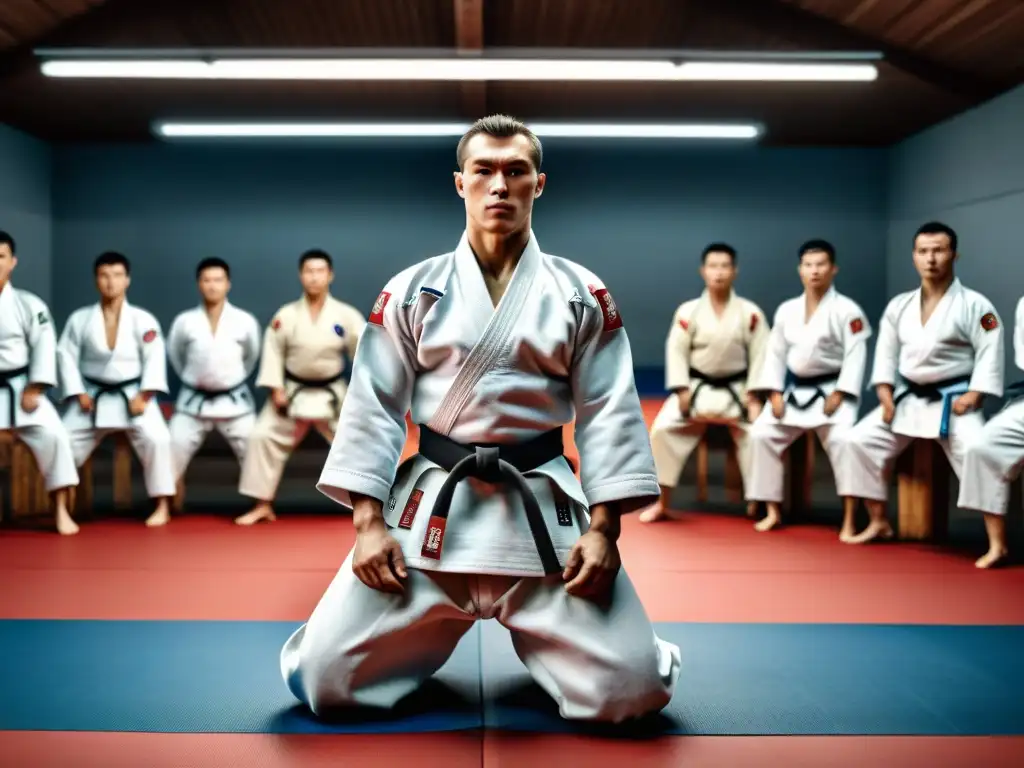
[42,58,878,82]
[154,122,762,140]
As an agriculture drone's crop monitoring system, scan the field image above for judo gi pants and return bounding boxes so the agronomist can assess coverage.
[649,393,749,488]
[237,403,336,501]
[5,400,79,492]
[958,399,1024,516]
[65,407,177,498]
[746,418,853,503]
[169,411,255,480]
[281,549,681,723]
[839,406,984,502]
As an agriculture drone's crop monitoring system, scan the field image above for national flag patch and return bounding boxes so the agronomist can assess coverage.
[981,312,998,331]
[749,313,759,332]
[678,318,689,331]
[142,329,157,343]
[271,317,281,331]
[369,290,391,326]
[588,284,623,332]
[850,317,864,334]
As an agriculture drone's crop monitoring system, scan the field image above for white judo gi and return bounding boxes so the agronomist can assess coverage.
[840,278,1004,501]
[0,282,79,492]
[747,287,871,503]
[166,303,262,477]
[57,302,176,499]
[281,232,680,722]
[958,296,1024,516]
[649,290,769,488]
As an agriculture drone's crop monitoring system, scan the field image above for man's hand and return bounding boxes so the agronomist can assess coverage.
[128,394,147,416]
[677,388,692,417]
[952,391,983,416]
[76,393,94,412]
[20,385,42,414]
[352,521,407,594]
[877,384,895,425]
[563,529,620,601]
[271,388,289,412]
[746,393,763,422]
[823,390,844,417]
[770,391,785,419]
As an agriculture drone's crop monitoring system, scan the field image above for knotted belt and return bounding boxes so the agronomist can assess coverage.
[0,365,30,428]
[893,374,972,439]
[283,369,345,418]
[82,375,143,426]
[687,366,748,419]
[784,369,842,409]
[416,425,566,575]
[181,381,248,413]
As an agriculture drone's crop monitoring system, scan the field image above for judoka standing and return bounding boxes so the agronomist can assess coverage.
[235,249,366,525]
[641,243,769,523]
[280,114,679,723]
[167,258,261,511]
[0,231,80,534]
[57,251,176,527]
[841,223,1004,544]
[745,240,871,535]
[957,295,1024,568]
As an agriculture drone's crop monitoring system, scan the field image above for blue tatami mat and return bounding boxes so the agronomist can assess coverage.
[1,619,1023,735]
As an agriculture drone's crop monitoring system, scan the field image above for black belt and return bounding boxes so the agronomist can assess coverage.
[893,374,972,405]
[0,365,31,428]
[416,425,567,575]
[283,369,345,417]
[82,375,143,426]
[784,369,842,409]
[182,381,248,413]
[688,366,747,419]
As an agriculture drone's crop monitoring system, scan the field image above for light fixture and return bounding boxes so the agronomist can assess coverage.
[153,122,763,140]
[42,57,878,82]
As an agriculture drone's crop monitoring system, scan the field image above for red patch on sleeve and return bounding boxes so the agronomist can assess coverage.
[850,317,864,334]
[981,312,998,331]
[678,318,689,331]
[749,313,759,332]
[588,284,623,332]
[142,329,157,343]
[271,317,281,331]
[369,290,391,326]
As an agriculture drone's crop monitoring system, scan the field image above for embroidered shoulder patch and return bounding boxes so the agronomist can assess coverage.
[333,323,345,337]
[588,284,623,332]
[850,317,864,334]
[271,317,282,331]
[678,318,689,331]
[369,290,391,326]
[142,329,157,343]
[36,311,49,326]
[749,313,759,332]
[981,312,998,331]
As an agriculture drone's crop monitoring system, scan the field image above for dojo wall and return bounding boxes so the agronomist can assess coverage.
[888,83,1024,376]
[50,141,889,389]
[0,124,53,303]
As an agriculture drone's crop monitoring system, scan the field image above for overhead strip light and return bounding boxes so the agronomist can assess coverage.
[42,58,878,82]
[153,122,763,140]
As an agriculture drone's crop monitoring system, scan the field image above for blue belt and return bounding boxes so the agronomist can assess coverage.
[893,375,971,439]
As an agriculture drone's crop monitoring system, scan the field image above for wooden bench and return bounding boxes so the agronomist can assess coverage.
[693,419,743,504]
[0,431,50,521]
[71,432,135,518]
[895,439,949,541]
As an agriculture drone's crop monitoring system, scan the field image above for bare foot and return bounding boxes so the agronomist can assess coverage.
[235,505,277,526]
[55,507,79,536]
[639,503,671,523]
[845,520,894,544]
[145,504,171,527]
[975,547,1009,569]
[754,509,781,532]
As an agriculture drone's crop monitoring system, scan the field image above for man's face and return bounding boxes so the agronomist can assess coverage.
[699,251,737,291]
[95,263,130,300]
[197,267,230,304]
[912,232,957,280]
[0,243,15,285]
[300,258,333,295]
[798,249,837,291]
[454,133,545,235]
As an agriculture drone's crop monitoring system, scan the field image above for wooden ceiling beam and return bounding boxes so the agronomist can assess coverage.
[454,0,486,119]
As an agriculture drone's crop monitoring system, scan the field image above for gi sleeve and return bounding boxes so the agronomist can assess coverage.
[664,305,692,391]
[255,309,287,390]
[572,282,660,513]
[344,308,367,360]
[967,299,1004,397]
[136,312,169,394]
[835,303,872,398]
[753,305,788,392]
[1014,297,1024,372]
[317,285,417,509]
[25,297,58,389]
[744,304,771,393]
[166,314,187,378]
[56,311,87,400]
[869,297,902,388]
[241,312,262,378]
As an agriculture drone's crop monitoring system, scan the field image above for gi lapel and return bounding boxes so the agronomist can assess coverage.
[427,231,541,436]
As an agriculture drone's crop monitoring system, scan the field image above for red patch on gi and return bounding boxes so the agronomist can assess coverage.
[588,284,623,332]
[142,329,157,343]
[981,312,998,331]
[398,489,423,529]
[420,515,447,559]
[678,318,689,331]
[749,313,759,332]
[850,317,864,334]
[271,317,281,331]
[369,290,391,326]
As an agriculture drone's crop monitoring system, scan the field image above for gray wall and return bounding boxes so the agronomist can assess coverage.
[50,141,889,392]
[888,84,1024,378]
[0,124,52,302]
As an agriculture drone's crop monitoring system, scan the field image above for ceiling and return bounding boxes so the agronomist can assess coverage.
[1,0,1022,146]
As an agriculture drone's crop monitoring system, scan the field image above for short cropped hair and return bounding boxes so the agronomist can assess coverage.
[94,251,130,275]
[196,257,230,280]
[915,221,958,252]
[798,239,836,264]
[299,248,333,270]
[456,114,543,172]
[701,242,737,265]
[0,230,15,254]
